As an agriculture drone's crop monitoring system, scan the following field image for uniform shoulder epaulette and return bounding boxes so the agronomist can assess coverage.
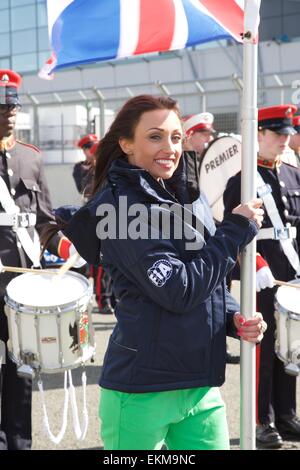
[16,140,41,153]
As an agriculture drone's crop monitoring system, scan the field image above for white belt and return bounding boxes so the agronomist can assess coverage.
[0,175,40,267]
[0,212,37,229]
[257,226,297,241]
[257,171,300,276]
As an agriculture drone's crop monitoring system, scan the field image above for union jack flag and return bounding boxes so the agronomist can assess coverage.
[40,0,244,78]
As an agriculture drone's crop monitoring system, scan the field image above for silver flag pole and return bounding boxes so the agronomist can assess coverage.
[240,0,261,450]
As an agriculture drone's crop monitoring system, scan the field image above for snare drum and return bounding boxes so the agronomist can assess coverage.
[5,270,95,374]
[275,280,300,375]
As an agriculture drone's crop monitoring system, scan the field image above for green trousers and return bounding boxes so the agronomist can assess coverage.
[99,386,230,450]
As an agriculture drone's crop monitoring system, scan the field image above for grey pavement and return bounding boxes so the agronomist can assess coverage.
[31,310,300,451]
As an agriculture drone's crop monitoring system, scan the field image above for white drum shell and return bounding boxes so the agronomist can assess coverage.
[199,135,242,222]
[275,280,300,367]
[5,271,95,373]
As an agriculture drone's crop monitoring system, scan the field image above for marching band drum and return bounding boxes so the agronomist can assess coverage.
[5,270,95,375]
[199,134,242,222]
[4,270,95,444]
[275,280,300,376]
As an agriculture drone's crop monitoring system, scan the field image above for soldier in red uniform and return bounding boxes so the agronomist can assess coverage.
[224,105,300,449]
[183,112,216,158]
[73,133,98,198]
[0,69,84,450]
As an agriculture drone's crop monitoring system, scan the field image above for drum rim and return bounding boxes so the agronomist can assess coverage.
[275,296,300,368]
[5,292,92,315]
[8,344,96,373]
[5,269,92,311]
[275,299,300,318]
[276,279,300,316]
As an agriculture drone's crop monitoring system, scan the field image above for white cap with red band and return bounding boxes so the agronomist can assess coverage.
[183,112,215,136]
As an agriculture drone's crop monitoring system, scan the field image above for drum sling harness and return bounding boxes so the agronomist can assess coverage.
[37,370,88,444]
[0,174,40,267]
[257,171,300,276]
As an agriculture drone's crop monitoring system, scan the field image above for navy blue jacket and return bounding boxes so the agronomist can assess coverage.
[65,154,258,392]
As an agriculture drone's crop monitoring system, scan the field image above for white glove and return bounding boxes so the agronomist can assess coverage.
[0,258,5,273]
[256,266,275,292]
[69,243,87,268]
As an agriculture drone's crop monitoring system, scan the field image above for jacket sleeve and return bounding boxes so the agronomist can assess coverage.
[102,213,258,315]
[64,201,102,265]
[73,163,85,193]
[223,174,242,217]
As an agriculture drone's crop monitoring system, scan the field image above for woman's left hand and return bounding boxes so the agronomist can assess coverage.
[233,312,267,343]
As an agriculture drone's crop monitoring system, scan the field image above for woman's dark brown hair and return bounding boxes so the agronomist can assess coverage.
[93,94,181,194]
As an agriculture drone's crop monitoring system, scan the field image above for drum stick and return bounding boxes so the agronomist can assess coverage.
[56,252,79,277]
[0,265,56,275]
[274,279,300,289]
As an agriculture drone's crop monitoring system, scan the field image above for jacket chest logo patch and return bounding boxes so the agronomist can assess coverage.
[147,260,173,287]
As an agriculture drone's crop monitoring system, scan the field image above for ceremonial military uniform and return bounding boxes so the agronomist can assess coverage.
[0,140,61,291]
[73,133,98,195]
[73,160,94,194]
[223,104,300,449]
[182,112,216,162]
[0,69,63,450]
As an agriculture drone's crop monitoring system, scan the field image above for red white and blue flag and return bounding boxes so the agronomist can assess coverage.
[40,0,244,78]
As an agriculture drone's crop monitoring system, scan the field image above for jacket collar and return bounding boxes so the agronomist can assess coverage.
[257,156,282,169]
[108,153,200,206]
[0,135,15,152]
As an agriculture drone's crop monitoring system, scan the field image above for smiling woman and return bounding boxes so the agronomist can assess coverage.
[92,95,183,193]
[118,109,183,181]
[61,94,267,451]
